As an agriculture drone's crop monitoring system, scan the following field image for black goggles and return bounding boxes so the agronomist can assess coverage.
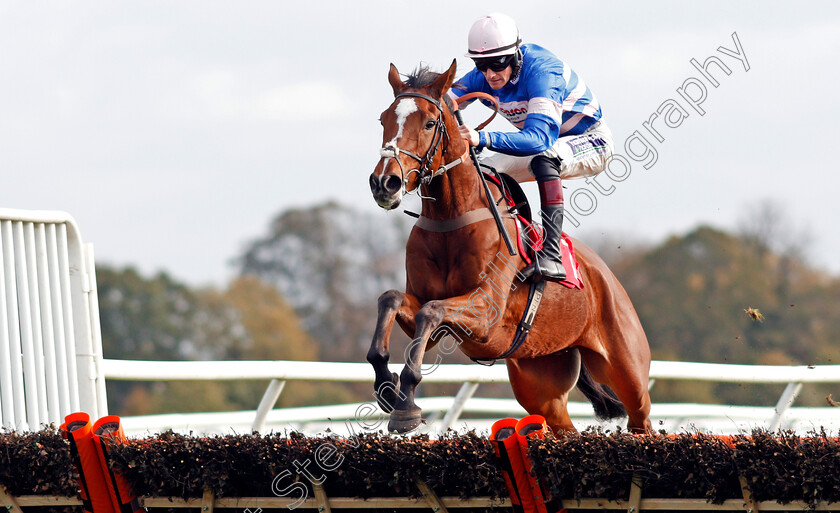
[473,54,514,73]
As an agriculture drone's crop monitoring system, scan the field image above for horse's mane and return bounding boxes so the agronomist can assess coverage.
[404,65,456,110]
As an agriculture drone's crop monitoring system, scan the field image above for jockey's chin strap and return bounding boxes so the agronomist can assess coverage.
[379,92,469,192]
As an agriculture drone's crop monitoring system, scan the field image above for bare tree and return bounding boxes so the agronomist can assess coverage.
[737,198,815,296]
[738,199,814,261]
[234,202,412,361]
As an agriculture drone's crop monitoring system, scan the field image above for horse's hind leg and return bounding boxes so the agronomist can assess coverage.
[505,349,582,433]
[367,290,420,413]
[579,346,653,433]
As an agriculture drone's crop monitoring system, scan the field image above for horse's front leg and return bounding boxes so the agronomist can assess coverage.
[366,289,420,413]
[387,299,447,432]
[388,288,499,433]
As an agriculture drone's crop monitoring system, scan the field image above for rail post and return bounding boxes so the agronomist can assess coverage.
[769,382,802,431]
[251,379,287,432]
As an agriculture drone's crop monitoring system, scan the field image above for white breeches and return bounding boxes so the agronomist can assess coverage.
[478,120,614,183]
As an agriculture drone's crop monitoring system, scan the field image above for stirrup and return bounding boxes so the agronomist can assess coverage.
[522,258,566,282]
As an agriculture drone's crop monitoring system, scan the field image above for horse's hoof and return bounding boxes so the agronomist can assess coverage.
[388,408,423,433]
[374,372,400,413]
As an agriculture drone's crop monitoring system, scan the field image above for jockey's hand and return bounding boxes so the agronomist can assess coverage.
[458,124,480,147]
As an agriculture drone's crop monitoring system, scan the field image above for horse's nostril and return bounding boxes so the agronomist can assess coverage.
[384,175,403,194]
[369,173,379,191]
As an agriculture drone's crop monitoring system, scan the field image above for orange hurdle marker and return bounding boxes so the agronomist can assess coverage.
[60,413,117,513]
[491,418,537,513]
[92,415,143,513]
[514,415,566,513]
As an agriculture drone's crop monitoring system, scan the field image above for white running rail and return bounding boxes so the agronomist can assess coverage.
[102,358,840,436]
[3,208,839,437]
[0,209,106,431]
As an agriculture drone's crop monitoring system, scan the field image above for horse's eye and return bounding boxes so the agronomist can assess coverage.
[379,117,383,126]
[424,120,436,130]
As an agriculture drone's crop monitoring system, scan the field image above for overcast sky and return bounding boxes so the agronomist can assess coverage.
[2,1,838,287]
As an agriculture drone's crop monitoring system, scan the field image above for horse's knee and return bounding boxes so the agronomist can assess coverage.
[378,289,403,311]
[398,303,444,388]
[416,301,445,327]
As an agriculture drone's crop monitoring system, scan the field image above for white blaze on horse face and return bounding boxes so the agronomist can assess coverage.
[389,98,418,147]
[374,97,417,208]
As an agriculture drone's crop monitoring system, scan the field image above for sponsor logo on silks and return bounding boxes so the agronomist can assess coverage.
[567,135,609,157]
[501,106,528,117]
[499,102,529,124]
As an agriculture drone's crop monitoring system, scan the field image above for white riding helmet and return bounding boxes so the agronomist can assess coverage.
[465,13,521,58]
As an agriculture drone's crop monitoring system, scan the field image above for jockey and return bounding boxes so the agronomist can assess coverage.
[450,13,614,282]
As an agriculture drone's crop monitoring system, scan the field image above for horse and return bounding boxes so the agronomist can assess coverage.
[366,59,653,434]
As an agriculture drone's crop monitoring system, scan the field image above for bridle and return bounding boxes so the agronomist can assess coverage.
[377,87,517,255]
[378,92,468,197]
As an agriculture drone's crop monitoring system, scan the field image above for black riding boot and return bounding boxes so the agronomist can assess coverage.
[523,157,566,282]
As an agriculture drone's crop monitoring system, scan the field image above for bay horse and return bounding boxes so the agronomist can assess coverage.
[367,59,653,434]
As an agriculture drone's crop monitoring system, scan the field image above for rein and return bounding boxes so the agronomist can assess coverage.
[454,92,499,129]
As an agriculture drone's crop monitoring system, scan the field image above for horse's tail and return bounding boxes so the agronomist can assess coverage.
[576,364,627,420]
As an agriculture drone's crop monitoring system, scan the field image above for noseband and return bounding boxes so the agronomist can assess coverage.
[379,92,466,194]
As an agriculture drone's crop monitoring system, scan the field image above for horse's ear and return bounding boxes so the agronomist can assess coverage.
[388,63,405,95]
[430,59,458,98]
